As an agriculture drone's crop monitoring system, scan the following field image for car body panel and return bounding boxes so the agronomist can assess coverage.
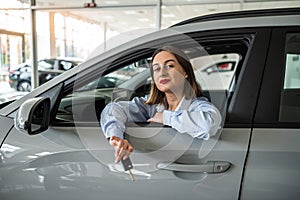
[0,125,250,200]
[0,116,14,145]
[241,129,300,200]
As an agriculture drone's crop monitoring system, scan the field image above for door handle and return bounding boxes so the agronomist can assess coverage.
[157,161,231,173]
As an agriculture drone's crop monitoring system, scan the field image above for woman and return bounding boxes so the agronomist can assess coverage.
[100,45,222,163]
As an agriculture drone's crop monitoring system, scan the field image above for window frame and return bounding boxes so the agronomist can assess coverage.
[254,27,300,128]
[50,28,270,128]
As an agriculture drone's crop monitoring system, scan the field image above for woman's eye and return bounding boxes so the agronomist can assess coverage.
[153,66,161,72]
[165,64,174,70]
[153,64,173,72]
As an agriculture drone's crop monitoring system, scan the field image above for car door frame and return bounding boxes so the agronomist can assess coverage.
[241,26,300,199]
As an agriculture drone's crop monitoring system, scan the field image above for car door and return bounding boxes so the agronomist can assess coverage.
[0,27,270,200]
[241,28,300,199]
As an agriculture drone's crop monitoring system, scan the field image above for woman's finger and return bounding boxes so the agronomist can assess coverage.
[122,143,133,160]
[115,139,128,163]
[147,112,163,124]
[109,137,134,163]
[109,136,120,147]
[118,143,127,159]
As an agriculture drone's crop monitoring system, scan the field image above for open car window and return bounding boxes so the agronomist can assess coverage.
[55,59,151,123]
[53,34,252,125]
[77,60,150,91]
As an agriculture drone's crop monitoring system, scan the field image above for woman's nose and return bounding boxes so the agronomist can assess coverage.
[159,70,167,77]
[159,66,168,76]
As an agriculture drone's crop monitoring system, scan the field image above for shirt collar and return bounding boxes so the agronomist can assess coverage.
[156,96,191,112]
[175,96,191,111]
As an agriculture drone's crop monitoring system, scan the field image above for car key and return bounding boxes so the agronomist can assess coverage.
[121,157,135,181]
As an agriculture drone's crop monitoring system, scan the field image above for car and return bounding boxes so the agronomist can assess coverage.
[1,7,300,200]
[8,57,83,92]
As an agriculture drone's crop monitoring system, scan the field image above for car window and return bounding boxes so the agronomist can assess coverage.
[39,59,55,70]
[54,34,252,124]
[19,65,31,72]
[191,53,240,91]
[55,60,150,123]
[77,60,150,91]
[59,61,75,70]
[279,33,300,122]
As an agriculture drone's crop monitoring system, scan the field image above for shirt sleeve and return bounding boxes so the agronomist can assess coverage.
[100,97,154,139]
[162,98,222,140]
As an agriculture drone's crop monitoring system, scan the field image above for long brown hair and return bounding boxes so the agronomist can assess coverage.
[146,45,202,105]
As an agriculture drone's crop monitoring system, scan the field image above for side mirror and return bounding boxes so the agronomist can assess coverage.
[15,97,50,135]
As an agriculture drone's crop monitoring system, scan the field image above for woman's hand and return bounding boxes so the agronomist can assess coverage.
[109,136,134,163]
[147,112,163,124]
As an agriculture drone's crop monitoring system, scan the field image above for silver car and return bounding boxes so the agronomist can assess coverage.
[0,7,300,200]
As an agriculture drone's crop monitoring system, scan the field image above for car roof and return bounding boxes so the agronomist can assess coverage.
[171,7,300,27]
[10,63,30,70]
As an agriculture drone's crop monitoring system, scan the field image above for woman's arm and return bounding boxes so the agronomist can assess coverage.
[162,98,222,140]
[100,96,154,139]
[100,96,155,163]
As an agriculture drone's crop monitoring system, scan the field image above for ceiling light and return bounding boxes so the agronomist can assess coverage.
[104,1,119,5]
[138,18,150,22]
[162,14,176,18]
[124,10,138,15]
[102,15,114,19]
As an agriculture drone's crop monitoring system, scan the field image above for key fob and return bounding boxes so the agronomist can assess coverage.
[121,157,135,181]
[121,157,133,171]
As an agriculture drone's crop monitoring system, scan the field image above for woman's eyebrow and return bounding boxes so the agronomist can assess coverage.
[164,59,176,65]
[152,59,176,67]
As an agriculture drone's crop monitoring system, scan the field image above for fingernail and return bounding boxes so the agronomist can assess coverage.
[115,157,120,163]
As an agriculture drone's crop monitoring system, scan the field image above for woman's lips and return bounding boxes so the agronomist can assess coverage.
[159,79,170,84]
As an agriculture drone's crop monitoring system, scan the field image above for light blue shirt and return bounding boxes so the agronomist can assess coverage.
[100,96,222,140]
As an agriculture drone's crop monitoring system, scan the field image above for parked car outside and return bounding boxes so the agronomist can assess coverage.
[1,8,300,200]
[8,57,83,92]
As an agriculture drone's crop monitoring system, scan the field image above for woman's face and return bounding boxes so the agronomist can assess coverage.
[152,51,187,95]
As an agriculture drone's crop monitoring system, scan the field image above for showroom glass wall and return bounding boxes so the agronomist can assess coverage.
[0,1,29,83]
[1,0,300,101]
